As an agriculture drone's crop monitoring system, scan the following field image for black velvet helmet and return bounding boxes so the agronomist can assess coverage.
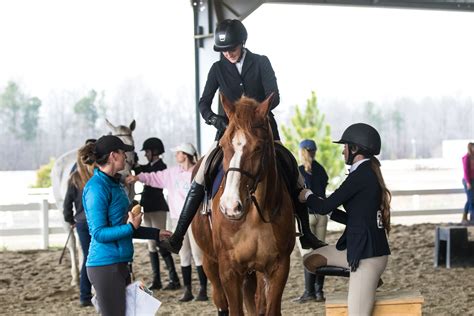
[141,137,164,155]
[213,19,248,52]
[334,123,381,155]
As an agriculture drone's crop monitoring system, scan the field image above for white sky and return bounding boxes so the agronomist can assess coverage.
[246,4,474,108]
[0,1,473,109]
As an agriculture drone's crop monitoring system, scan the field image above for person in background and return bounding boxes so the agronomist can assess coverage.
[133,137,180,290]
[300,123,391,316]
[127,143,208,302]
[63,143,95,307]
[294,139,329,303]
[82,135,171,316]
[461,142,474,225]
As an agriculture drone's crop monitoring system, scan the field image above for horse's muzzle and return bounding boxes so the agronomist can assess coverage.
[219,201,244,220]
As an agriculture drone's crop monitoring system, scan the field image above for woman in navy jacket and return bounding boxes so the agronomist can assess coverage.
[63,144,95,307]
[82,135,171,316]
[299,123,391,316]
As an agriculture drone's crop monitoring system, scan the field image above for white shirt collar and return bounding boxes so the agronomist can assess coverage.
[349,158,370,173]
[235,48,247,74]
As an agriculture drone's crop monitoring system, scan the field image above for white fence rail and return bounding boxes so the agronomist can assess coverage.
[0,188,466,249]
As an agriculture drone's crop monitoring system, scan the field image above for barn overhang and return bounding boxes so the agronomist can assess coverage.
[191,0,474,151]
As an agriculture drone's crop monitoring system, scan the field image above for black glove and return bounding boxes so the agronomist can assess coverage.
[206,114,228,131]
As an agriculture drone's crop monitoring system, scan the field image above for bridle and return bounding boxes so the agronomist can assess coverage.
[112,132,135,168]
[223,124,279,223]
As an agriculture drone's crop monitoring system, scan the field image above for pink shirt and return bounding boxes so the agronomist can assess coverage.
[138,165,194,220]
[462,153,474,183]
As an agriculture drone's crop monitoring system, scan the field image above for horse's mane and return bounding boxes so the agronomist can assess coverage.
[221,97,268,145]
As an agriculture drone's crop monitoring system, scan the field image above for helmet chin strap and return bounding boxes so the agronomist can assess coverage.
[236,45,245,63]
[346,144,372,165]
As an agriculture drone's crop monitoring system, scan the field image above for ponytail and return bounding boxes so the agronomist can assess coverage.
[370,156,391,234]
[300,148,315,174]
[80,142,109,166]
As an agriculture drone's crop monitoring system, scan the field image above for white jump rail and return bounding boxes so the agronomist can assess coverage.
[0,188,466,249]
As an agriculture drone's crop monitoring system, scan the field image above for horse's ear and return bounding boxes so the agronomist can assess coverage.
[255,93,274,118]
[220,93,235,118]
[129,120,136,131]
[105,119,115,130]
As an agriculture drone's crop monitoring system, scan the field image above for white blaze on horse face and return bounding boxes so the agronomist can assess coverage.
[220,130,247,219]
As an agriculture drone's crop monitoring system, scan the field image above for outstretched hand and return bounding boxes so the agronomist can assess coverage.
[299,189,313,203]
[125,175,139,185]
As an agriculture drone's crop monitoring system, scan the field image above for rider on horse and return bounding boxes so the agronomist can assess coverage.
[160,19,326,254]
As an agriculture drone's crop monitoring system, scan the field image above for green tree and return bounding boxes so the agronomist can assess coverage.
[281,91,345,189]
[0,81,42,140]
[74,89,99,129]
[32,158,55,188]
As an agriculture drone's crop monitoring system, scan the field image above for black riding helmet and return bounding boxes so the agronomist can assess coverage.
[334,123,381,164]
[213,19,248,52]
[141,137,165,155]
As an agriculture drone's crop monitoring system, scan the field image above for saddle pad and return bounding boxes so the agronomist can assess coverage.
[211,164,224,199]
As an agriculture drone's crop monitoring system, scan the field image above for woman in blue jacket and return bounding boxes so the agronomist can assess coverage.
[82,135,171,316]
[299,123,391,316]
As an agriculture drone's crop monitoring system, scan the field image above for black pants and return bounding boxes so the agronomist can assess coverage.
[87,262,131,316]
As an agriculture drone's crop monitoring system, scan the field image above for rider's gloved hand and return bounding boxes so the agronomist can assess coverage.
[206,114,228,132]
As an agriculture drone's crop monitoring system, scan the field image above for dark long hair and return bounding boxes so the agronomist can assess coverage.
[468,142,474,158]
[370,156,391,234]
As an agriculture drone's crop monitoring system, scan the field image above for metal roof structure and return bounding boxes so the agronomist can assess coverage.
[191,0,474,151]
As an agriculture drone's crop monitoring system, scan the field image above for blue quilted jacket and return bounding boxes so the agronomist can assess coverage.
[83,169,134,267]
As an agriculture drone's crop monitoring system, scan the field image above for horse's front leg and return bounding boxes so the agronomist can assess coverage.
[219,259,245,316]
[202,255,229,313]
[265,257,291,316]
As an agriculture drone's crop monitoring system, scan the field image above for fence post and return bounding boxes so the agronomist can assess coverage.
[40,199,49,250]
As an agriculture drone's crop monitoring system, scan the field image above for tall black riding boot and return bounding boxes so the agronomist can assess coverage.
[148,252,162,290]
[160,181,205,254]
[314,274,325,302]
[161,250,181,290]
[293,269,316,303]
[295,200,327,250]
[179,266,194,302]
[195,265,208,301]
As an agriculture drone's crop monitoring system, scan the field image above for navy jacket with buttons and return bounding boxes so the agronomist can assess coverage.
[134,159,169,213]
[306,160,390,269]
[198,49,280,139]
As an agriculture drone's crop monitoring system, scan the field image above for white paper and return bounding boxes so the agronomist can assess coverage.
[91,281,162,316]
[126,281,162,316]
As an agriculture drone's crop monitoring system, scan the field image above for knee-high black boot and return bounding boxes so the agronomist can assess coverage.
[314,274,325,302]
[294,268,316,303]
[195,265,208,301]
[160,181,205,254]
[148,252,162,290]
[179,266,194,302]
[161,250,181,290]
[295,201,327,250]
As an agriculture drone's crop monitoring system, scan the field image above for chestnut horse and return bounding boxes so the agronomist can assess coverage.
[192,95,295,315]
